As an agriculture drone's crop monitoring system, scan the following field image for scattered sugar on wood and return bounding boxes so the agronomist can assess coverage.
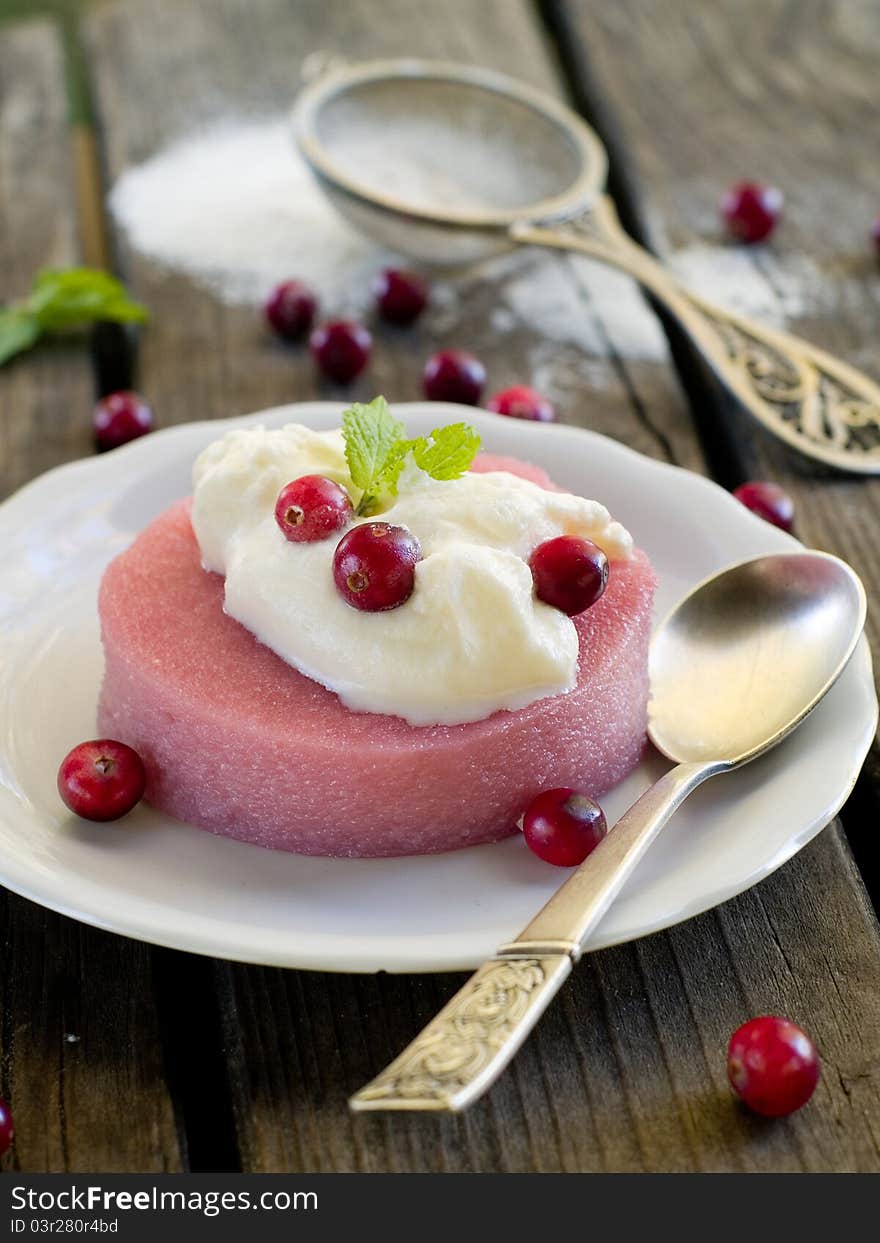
[109,115,858,378]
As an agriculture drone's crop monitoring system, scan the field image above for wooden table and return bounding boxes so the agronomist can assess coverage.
[2,0,879,1173]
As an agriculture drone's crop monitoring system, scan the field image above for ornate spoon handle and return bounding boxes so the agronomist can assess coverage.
[511,199,880,474]
[350,955,573,1112]
[350,762,718,1113]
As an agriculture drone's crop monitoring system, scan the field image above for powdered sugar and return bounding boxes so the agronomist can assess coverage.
[109,117,393,313]
[498,254,668,361]
[670,243,812,328]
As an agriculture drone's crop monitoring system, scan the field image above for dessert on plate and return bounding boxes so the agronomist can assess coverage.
[97,400,657,857]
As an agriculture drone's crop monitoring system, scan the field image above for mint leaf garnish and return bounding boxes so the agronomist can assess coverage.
[341,396,481,515]
[0,267,149,367]
[29,268,149,330]
[342,397,405,516]
[412,423,482,480]
[0,310,40,367]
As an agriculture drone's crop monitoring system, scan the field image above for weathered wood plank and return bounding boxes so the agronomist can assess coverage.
[0,21,93,494]
[0,18,182,1173]
[83,0,880,1172]
[551,0,880,1167]
[553,0,880,850]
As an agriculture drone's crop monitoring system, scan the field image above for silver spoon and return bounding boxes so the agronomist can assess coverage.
[296,59,880,473]
[350,551,866,1113]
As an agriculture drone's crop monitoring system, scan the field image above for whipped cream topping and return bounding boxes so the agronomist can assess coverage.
[191,423,632,725]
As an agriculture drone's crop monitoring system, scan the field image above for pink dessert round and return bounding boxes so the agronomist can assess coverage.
[97,454,657,857]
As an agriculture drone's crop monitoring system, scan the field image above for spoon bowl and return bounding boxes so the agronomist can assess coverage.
[649,552,867,767]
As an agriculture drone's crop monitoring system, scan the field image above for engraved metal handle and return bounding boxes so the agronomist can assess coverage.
[350,760,721,1112]
[512,198,880,474]
[351,956,573,1112]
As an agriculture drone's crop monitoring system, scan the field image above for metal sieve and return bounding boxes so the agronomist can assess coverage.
[296,59,880,473]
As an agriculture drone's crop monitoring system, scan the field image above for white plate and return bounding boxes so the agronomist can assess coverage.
[0,405,875,972]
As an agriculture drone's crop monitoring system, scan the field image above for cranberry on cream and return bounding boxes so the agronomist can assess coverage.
[191,423,632,726]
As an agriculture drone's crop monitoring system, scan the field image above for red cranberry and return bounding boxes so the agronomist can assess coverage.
[57,739,146,822]
[264,279,317,341]
[373,268,428,326]
[721,181,783,244]
[333,522,421,611]
[733,480,794,532]
[0,1098,13,1157]
[310,320,372,384]
[275,475,353,543]
[727,1016,820,1117]
[523,787,607,866]
[423,350,486,405]
[529,536,609,616]
[93,391,153,452]
[487,385,555,423]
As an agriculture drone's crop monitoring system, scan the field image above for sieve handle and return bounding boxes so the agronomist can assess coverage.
[511,197,880,474]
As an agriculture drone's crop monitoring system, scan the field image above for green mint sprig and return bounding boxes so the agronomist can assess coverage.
[342,396,481,516]
[0,267,149,367]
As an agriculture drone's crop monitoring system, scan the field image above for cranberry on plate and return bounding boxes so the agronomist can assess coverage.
[721,181,783,244]
[529,536,609,616]
[264,279,317,341]
[275,475,353,543]
[93,391,153,452]
[57,739,146,822]
[523,787,607,866]
[487,385,555,423]
[732,480,794,532]
[423,349,486,405]
[727,1016,820,1117]
[373,268,428,325]
[333,522,422,612]
[310,320,372,384]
